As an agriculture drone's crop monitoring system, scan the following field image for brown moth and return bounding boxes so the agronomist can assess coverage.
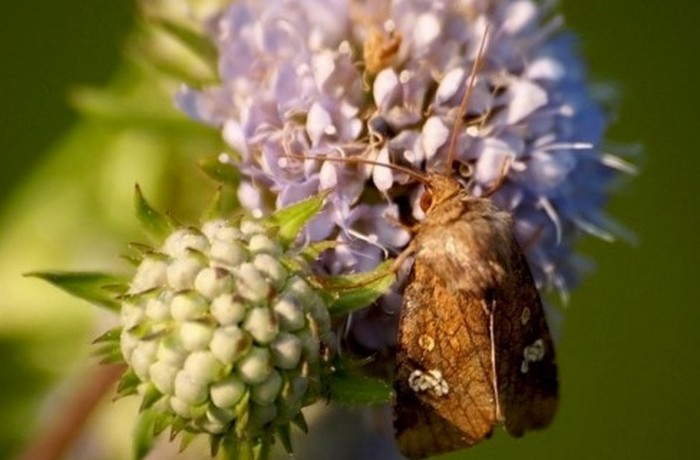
[387,28,559,459]
[392,172,558,459]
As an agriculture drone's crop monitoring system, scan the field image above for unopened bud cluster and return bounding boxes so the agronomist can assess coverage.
[120,218,331,436]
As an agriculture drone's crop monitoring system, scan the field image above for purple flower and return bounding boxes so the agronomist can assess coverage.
[178,0,631,349]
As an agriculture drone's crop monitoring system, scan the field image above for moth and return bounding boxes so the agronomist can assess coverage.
[391,172,558,459]
[385,28,559,459]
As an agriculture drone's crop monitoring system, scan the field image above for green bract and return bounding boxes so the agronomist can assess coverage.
[32,190,394,459]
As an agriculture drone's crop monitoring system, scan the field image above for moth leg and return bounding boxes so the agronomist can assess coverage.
[481,156,513,198]
[384,211,419,235]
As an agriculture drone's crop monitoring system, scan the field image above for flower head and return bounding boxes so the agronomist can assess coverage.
[179,0,630,349]
[120,214,332,450]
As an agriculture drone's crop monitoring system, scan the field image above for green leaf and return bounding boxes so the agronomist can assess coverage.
[300,240,338,262]
[326,369,392,406]
[133,408,159,460]
[134,184,174,241]
[324,260,396,315]
[271,191,330,248]
[199,154,241,189]
[26,271,126,311]
[148,17,218,77]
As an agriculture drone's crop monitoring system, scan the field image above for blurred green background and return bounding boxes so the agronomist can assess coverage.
[1,0,697,459]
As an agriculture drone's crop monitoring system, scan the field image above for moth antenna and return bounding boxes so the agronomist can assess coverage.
[446,25,491,172]
[288,151,428,186]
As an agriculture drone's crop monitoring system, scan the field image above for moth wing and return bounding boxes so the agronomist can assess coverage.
[493,237,559,436]
[394,257,498,459]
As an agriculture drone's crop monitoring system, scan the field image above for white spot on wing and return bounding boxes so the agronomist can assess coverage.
[520,338,545,374]
[408,369,449,397]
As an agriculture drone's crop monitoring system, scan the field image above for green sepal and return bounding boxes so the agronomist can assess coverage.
[291,412,308,434]
[325,367,392,406]
[120,253,143,266]
[125,242,169,263]
[323,260,396,315]
[133,408,159,460]
[202,186,240,222]
[134,184,175,241]
[233,391,251,438]
[153,412,174,436]
[93,327,121,344]
[91,327,122,362]
[170,417,188,440]
[116,369,140,398]
[26,271,126,311]
[139,384,163,412]
[271,191,330,248]
[210,434,224,457]
[178,430,197,452]
[256,435,270,460]
[200,154,241,189]
[276,423,293,454]
[95,343,124,364]
[127,322,155,341]
[219,436,260,460]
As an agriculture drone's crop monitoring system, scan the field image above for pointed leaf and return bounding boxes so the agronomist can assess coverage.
[178,431,197,452]
[219,436,240,460]
[210,434,224,457]
[153,413,174,436]
[139,384,163,411]
[116,369,140,398]
[291,412,308,434]
[324,261,396,315]
[93,327,121,344]
[95,344,124,364]
[134,184,174,241]
[203,187,224,221]
[219,436,259,460]
[300,240,338,262]
[326,369,392,406]
[26,271,126,311]
[271,191,329,248]
[149,17,218,75]
[170,417,187,440]
[256,436,270,460]
[199,154,241,189]
[276,424,293,454]
[133,408,158,460]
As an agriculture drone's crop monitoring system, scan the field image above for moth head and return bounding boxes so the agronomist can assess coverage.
[421,173,464,213]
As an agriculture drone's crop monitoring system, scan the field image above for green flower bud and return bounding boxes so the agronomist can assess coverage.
[118,216,333,444]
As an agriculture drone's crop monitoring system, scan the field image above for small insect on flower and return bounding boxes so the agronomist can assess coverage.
[308,28,559,459]
[392,169,558,459]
